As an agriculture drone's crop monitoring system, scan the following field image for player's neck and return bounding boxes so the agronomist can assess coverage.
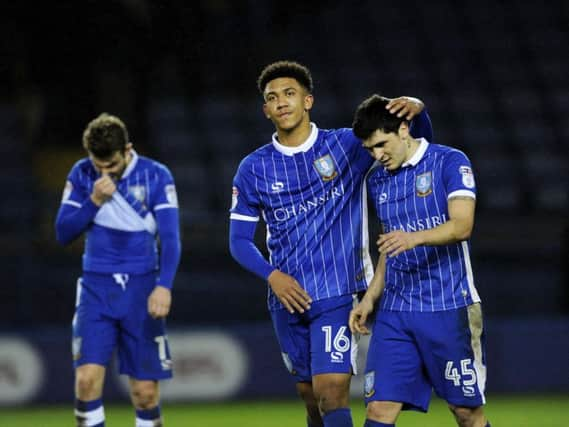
[118,149,133,180]
[275,118,312,147]
[403,137,420,163]
[125,149,132,167]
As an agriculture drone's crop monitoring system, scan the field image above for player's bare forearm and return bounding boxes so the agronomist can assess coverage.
[378,197,475,257]
[350,254,385,334]
[364,252,386,304]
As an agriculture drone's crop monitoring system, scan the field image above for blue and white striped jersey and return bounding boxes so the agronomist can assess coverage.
[59,150,179,277]
[367,139,481,312]
[230,123,375,310]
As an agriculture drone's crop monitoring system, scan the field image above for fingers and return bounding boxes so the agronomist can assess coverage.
[386,99,404,116]
[148,300,170,319]
[349,309,370,335]
[98,176,116,192]
[386,97,418,120]
[150,307,167,319]
[149,302,170,319]
[92,175,116,205]
[378,235,393,255]
[292,281,312,304]
[280,282,312,314]
[377,233,404,257]
[357,312,370,334]
[282,285,312,314]
[268,271,313,314]
[148,289,171,319]
[283,295,306,315]
[348,310,359,333]
[94,177,114,192]
[386,98,409,117]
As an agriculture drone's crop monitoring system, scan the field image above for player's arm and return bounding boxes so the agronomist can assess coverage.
[229,219,275,279]
[55,173,117,245]
[229,219,312,314]
[378,196,475,257]
[55,200,99,245]
[349,252,386,335]
[154,207,181,290]
[55,178,102,246]
[147,207,181,319]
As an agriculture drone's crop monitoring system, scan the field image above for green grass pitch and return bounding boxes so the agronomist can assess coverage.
[2,395,567,426]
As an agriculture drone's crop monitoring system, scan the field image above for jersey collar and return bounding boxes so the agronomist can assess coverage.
[121,148,138,179]
[272,123,318,156]
[402,138,429,168]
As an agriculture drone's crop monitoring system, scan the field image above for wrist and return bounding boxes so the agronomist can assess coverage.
[412,231,424,247]
[155,284,171,291]
[90,194,104,206]
[267,268,279,282]
[363,292,378,306]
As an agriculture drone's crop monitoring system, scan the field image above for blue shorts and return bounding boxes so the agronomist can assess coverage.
[364,304,487,411]
[270,294,357,383]
[72,272,172,380]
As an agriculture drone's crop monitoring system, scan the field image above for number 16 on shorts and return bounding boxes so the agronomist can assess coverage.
[321,325,351,363]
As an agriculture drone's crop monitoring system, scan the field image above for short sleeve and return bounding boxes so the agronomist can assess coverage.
[229,158,261,221]
[442,150,476,199]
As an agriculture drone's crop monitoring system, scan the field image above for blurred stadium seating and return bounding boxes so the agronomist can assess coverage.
[0,0,567,330]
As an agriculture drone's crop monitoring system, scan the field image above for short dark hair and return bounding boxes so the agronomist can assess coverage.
[352,94,407,140]
[82,113,129,158]
[257,60,313,95]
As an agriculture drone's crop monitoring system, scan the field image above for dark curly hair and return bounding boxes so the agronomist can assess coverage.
[82,113,129,158]
[257,60,313,95]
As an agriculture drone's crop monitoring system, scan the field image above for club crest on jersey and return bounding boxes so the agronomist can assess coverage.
[129,185,146,202]
[364,371,375,398]
[313,154,338,181]
[416,171,432,197]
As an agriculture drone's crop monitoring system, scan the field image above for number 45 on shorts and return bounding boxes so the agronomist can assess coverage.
[445,358,477,396]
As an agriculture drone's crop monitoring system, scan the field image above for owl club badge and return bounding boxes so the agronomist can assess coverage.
[416,171,432,197]
[128,185,146,202]
[364,371,375,398]
[313,154,338,181]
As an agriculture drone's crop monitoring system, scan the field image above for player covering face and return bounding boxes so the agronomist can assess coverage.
[229,61,433,427]
[55,113,181,427]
